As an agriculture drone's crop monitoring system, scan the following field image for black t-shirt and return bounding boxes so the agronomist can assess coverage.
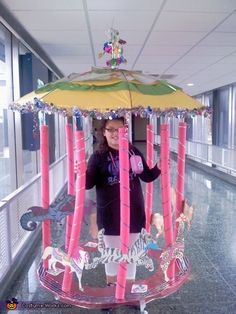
[86,145,161,235]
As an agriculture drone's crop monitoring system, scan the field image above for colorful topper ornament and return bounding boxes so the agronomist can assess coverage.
[99,28,127,68]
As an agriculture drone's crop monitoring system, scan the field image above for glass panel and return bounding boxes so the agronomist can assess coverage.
[18,43,38,183]
[21,111,39,182]
[19,43,57,180]
[203,92,213,107]
[0,23,13,200]
[46,113,56,165]
[59,115,66,157]
[54,114,60,160]
[169,117,174,137]
[203,92,213,144]
[212,87,230,148]
[156,117,160,135]
[219,87,230,147]
[185,116,193,141]
[232,84,236,149]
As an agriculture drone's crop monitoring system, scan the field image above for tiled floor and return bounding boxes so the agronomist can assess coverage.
[2,153,236,313]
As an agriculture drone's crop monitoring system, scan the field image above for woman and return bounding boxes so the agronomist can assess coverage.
[86,117,161,285]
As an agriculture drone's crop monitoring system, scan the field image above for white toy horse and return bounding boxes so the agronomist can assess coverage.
[42,246,89,291]
[86,228,156,272]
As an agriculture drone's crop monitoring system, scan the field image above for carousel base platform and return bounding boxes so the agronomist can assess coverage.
[37,249,190,312]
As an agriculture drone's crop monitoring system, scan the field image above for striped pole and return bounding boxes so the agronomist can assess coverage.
[65,123,74,251]
[160,124,174,280]
[160,124,173,247]
[40,123,51,268]
[62,130,86,292]
[145,124,154,232]
[175,122,187,238]
[115,127,130,300]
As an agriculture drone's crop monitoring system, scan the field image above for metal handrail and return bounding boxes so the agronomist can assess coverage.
[0,134,92,286]
[0,154,67,211]
[155,135,236,174]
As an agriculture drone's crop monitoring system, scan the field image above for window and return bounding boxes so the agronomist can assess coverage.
[186,94,212,144]
[231,84,236,149]
[212,87,230,148]
[0,23,13,199]
[19,43,56,181]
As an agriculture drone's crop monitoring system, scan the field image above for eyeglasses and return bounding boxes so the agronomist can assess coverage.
[105,128,120,133]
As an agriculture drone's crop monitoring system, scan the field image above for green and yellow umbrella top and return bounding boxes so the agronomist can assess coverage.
[10,67,208,118]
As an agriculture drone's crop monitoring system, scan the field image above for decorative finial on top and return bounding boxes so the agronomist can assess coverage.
[98,28,127,68]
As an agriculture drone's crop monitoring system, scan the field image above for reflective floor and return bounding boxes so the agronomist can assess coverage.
[2,151,236,313]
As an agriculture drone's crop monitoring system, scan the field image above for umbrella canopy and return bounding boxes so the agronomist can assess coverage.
[11,67,205,118]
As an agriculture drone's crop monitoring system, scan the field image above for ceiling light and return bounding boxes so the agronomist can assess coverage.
[187,83,194,86]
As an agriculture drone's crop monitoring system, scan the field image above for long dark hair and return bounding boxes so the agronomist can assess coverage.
[96,117,125,153]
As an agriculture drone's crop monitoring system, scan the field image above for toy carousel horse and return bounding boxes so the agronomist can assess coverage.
[42,247,89,291]
[85,228,157,272]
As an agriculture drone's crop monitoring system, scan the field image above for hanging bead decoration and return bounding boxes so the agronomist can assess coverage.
[98,28,127,69]
[32,112,39,140]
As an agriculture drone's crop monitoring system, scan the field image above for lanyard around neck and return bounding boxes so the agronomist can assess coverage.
[109,151,119,171]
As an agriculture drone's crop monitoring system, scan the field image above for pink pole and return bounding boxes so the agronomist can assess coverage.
[145,124,154,232]
[160,124,174,280]
[62,130,86,292]
[115,127,130,300]
[175,122,187,238]
[160,124,173,247]
[40,124,51,268]
[65,123,74,251]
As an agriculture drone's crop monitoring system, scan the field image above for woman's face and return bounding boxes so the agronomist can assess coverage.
[103,119,124,150]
